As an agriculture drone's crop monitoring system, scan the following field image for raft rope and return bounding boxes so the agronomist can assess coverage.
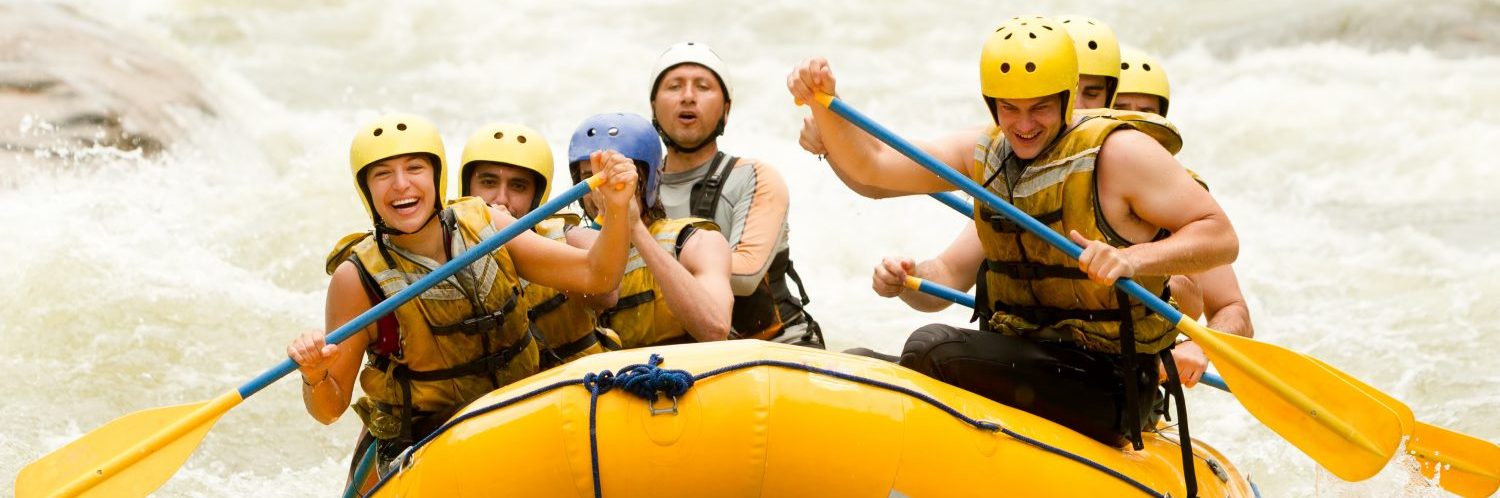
[362,353,1167,498]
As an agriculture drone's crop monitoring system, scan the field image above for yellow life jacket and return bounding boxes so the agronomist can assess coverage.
[970,112,1183,355]
[600,217,721,348]
[324,196,538,443]
[520,213,620,368]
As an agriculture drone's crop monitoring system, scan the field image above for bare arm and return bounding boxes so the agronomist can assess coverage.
[562,226,619,309]
[1193,265,1253,338]
[1093,129,1240,278]
[873,222,985,312]
[505,151,638,294]
[632,221,733,341]
[288,261,371,424]
[787,57,983,196]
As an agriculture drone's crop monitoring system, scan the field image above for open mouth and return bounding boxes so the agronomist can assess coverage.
[676,110,698,126]
[1013,129,1042,145]
[391,197,421,215]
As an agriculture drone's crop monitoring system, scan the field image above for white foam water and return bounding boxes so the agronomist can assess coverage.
[6,0,1497,495]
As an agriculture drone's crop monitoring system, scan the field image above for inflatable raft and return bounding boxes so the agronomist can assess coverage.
[366,341,1257,497]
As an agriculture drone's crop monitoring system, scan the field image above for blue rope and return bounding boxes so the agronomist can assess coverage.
[361,353,1165,497]
[581,354,693,498]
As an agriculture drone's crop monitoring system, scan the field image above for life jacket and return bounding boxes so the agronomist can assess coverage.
[970,110,1184,356]
[520,213,621,369]
[599,217,721,348]
[323,196,537,444]
[688,152,818,342]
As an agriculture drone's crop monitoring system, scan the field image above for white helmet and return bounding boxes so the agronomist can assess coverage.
[650,41,733,103]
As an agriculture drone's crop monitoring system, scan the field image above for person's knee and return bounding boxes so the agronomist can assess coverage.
[898,324,967,372]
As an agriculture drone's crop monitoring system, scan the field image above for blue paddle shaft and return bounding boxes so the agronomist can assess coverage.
[822,97,1185,325]
[237,179,599,398]
[1201,372,1229,392]
[930,191,973,218]
[914,279,976,310]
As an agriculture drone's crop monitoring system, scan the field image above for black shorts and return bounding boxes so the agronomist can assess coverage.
[898,324,1160,447]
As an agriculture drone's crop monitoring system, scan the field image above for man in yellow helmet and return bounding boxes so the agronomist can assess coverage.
[458,123,622,368]
[285,113,640,492]
[649,42,824,348]
[788,16,1238,447]
[1058,15,1121,109]
[1111,46,1256,387]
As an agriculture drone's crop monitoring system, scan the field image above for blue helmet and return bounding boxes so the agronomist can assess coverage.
[568,112,664,209]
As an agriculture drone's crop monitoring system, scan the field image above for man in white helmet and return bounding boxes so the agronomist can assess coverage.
[649,41,824,348]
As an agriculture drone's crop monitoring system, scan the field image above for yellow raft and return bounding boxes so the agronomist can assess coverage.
[367,341,1257,497]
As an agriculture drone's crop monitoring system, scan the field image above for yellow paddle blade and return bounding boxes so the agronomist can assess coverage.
[1408,422,1500,498]
[1182,321,1403,481]
[15,392,239,498]
[1305,356,1416,435]
[1305,357,1499,496]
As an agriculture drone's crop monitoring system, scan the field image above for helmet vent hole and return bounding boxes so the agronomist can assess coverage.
[373,128,383,137]
[1142,63,1152,71]
[1121,62,1130,70]
[1088,41,1098,50]
[607,127,620,136]
[1025,62,1036,72]
[1004,33,1013,40]
[1000,63,1010,73]
[1043,25,1053,31]
[517,135,527,144]
[396,123,407,131]
[1062,19,1071,23]
[1020,22,1028,26]
[1028,32,1037,39]
[494,132,504,139]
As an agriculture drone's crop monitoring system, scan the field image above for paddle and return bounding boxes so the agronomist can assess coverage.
[15,174,613,498]
[902,273,1498,497]
[1202,370,1498,498]
[807,92,1404,482]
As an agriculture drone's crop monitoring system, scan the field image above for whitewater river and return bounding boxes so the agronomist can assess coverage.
[4,0,1497,495]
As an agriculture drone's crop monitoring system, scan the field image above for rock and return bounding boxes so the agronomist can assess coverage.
[0,3,215,165]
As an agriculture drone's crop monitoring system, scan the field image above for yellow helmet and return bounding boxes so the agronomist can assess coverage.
[1117,46,1171,116]
[459,123,554,208]
[980,16,1079,124]
[348,113,447,228]
[1056,15,1121,107]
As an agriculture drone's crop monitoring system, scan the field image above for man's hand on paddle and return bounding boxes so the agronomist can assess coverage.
[1167,341,1209,388]
[787,57,837,107]
[872,257,916,298]
[1069,230,1138,285]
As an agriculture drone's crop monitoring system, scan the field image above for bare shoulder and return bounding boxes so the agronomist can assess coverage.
[327,260,376,315]
[681,227,731,271]
[328,260,366,296]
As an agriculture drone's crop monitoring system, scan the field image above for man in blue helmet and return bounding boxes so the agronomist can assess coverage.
[649,42,824,348]
[568,112,734,348]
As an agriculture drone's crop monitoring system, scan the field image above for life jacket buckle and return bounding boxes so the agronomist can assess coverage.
[648,393,679,416]
[987,214,1025,234]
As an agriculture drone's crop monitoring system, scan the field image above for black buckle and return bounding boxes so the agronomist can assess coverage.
[987,214,1025,234]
